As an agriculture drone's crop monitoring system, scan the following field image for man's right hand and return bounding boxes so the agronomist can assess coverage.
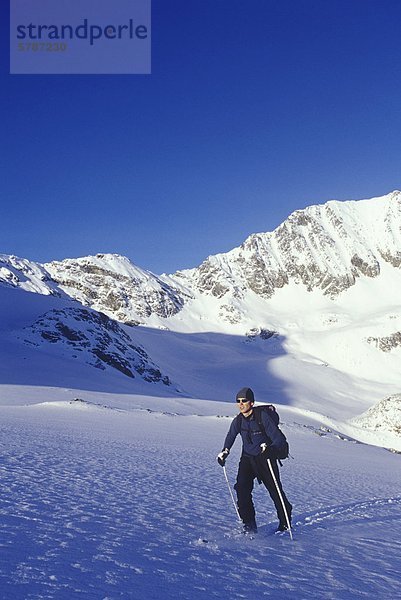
[217,448,230,467]
[260,442,270,455]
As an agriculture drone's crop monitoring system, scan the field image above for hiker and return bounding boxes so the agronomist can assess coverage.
[217,387,292,533]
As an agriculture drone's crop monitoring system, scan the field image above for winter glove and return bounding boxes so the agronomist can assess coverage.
[217,448,230,467]
[260,443,271,457]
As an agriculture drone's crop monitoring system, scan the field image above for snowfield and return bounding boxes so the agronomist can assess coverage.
[0,390,400,600]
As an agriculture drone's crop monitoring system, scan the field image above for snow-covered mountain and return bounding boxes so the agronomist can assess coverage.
[22,306,175,387]
[3,191,401,325]
[44,253,192,325]
[175,190,401,302]
[1,191,401,449]
[0,257,177,394]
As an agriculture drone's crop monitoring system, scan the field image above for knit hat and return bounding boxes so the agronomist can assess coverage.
[236,387,255,403]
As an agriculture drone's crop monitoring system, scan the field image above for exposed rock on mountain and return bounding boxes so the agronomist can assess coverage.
[44,254,192,324]
[352,394,401,435]
[21,307,174,386]
[174,191,401,301]
[367,332,401,352]
[245,327,277,341]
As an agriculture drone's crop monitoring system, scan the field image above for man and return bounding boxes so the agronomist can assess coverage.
[217,387,292,534]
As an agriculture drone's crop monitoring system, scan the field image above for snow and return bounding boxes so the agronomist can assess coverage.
[0,391,400,599]
[1,260,401,448]
[0,255,53,296]
[1,192,401,597]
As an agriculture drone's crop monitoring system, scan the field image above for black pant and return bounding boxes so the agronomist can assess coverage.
[234,454,292,527]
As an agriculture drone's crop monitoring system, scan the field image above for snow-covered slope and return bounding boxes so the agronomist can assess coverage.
[0,254,57,295]
[0,286,177,395]
[0,391,399,599]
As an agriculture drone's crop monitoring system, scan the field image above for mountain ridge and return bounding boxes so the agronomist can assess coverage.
[3,190,401,330]
[173,190,401,303]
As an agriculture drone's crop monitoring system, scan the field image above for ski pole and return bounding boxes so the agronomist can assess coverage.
[267,458,293,540]
[222,465,242,522]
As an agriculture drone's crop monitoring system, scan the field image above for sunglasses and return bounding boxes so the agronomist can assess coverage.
[236,398,251,403]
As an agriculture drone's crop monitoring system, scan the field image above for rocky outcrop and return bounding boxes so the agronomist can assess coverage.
[352,394,401,435]
[367,332,401,352]
[21,307,174,386]
[44,254,192,323]
[245,327,277,341]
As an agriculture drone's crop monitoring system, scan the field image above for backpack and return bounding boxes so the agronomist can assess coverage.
[253,404,289,460]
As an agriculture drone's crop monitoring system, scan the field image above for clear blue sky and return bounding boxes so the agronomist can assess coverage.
[2,0,401,274]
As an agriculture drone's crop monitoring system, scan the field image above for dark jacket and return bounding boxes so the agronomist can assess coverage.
[224,409,286,457]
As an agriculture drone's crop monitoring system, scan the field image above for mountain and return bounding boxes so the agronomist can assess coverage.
[0,256,178,394]
[4,191,401,326]
[22,306,174,386]
[42,191,401,330]
[174,189,401,301]
[44,253,193,325]
[1,191,401,449]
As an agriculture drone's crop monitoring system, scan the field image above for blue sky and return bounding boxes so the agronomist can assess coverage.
[2,0,401,274]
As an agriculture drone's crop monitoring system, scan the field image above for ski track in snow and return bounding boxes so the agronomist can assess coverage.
[0,405,400,600]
